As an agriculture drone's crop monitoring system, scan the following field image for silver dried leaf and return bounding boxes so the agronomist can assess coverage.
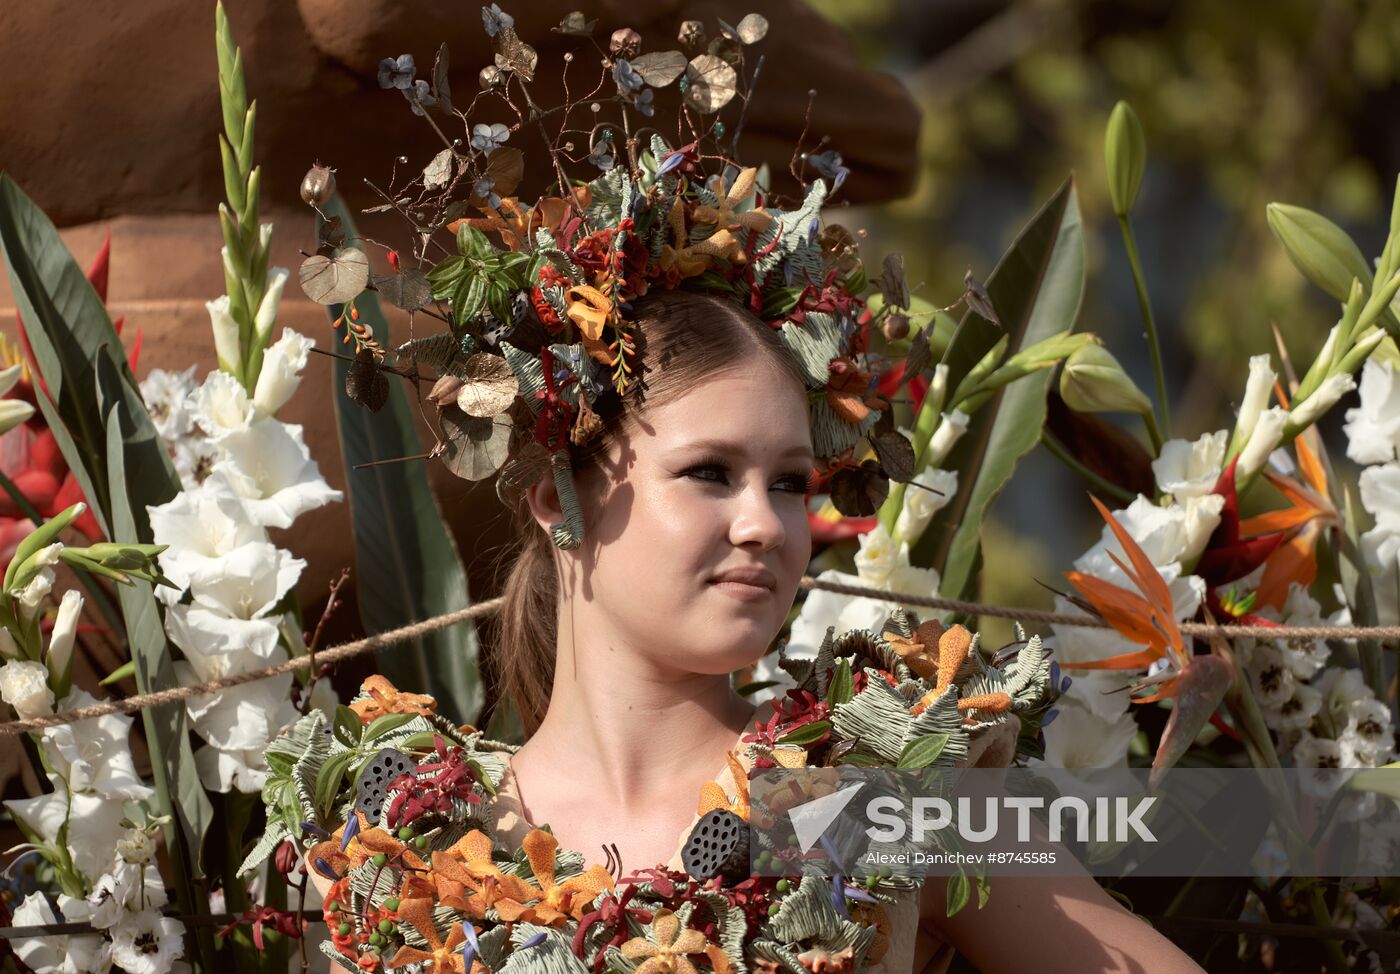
[455,353,519,417]
[683,54,738,113]
[437,406,511,481]
[964,269,999,326]
[422,148,455,190]
[346,350,389,412]
[905,326,932,379]
[736,13,769,43]
[373,269,432,311]
[879,253,910,311]
[630,50,687,87]
[870,429,916,483]
[554,12,596,36]
[299,248,369,305]
[432,43,452,114]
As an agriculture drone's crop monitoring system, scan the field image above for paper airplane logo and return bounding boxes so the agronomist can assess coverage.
[787,782,865,853]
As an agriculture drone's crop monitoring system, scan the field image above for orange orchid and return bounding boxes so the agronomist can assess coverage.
[658,198,744,278]
[386,902,481,973]
[697,750,752,820]
[824,359,884,426]
[909,624,1003,716]
[346,818,428,872]
[565,284,615,342]
[1059,495,1190,703]
[692,167,772,234]
[431,830,541,917]
[1244,427,1339,613]
[454,188,592,250]
[495,828,615,927]
[349,675,436,724]
[620,908,712,974]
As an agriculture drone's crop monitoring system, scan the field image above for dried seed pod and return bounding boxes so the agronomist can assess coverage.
[300,163,336,206]
[678,20,705,46]
[882,313,910,342]
[610,27,641,58]
[681,809,749,882]
[479,65,504,90]
[354,749,417,827]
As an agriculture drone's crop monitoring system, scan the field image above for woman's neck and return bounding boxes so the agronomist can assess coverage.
[520,631,757,814]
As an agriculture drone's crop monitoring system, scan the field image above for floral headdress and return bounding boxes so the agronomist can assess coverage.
[299,6,927,550]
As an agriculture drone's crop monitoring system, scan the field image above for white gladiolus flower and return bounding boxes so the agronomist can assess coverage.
[1073,494,1222,588]
[0,363,36,435]
[0,659,54,718]
[7,787,127,878]
[181,674,298,755]
[1288,372,1356,429]
[1152,430,1227,501]
[189,369,254,441]
[12,541,63,619]
[0,625,18,658]
[252,267,291,346]
[894,467,958,542]
[109,908,187,974]
[1359,462,1400,539]
[925,409,969,467]
[46,589,84,678]
[1236,406,1289,480]
[184,541,305,620]
[1344,359,1400,464]
[86,861,167,930]
[213,419,342,528]
[206,293,242,373]
[41,689,154,800]
[138,365,198,441]
[1235,354,1277,447]
[252,327,313,416]
[1035,700,1139,769]
[11,892,110,974]
[171,437,222,492]
[852,523,899,586]
[147,477,267,599]
[194,742,276,794]
[1360,527,1400,625]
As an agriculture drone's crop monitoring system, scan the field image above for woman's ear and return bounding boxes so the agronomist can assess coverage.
[524,469,565,535]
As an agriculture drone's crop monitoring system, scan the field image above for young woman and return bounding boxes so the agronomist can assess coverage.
[487,289,1205,974]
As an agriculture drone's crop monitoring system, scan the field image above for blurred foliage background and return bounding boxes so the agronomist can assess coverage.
[818,0,1400,644]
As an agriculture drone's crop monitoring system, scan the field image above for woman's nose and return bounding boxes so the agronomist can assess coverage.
[728,483,787,551]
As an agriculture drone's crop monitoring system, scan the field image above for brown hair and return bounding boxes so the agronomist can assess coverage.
[492,289,809,735]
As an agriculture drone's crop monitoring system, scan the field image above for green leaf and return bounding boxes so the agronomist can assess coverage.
[913,178,1086,603]
[99,659,136,686]
[776,719,831,747]
[0,174,180,540]
[321,195,483,727]
[946,872,971,917]
[456,224,492,259]
[364,712,421,741]
[333,705,363,747]
[265,750,297,778]
[315,749,359,821]
[453,274,488,323]
[826,659,854,707]
[897,733,949,769]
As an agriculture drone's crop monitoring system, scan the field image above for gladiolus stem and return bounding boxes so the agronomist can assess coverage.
[1116,214,1171,438]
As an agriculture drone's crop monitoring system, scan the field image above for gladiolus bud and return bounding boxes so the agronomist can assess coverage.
[1289,372,1356,429]
[1105,101,1147,218]
[1059,342,1153,416]
[1266,202,1372,302]
[206,293,242,376]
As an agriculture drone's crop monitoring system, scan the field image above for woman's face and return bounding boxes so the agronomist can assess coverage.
[552,361,814,678]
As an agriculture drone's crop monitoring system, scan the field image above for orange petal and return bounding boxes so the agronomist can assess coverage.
[697,781,734,817]
[1254,525,1318,612]
[1088,495,1175,617]
[387,946,435,970]
[398,897,444,950]
[1059,647,1163,671]
[522,829,559,889]
[1295,429,1329,496]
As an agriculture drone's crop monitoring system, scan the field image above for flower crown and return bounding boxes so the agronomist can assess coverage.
[303,7,923,550]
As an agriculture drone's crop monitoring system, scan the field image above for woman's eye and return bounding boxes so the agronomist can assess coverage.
[685,464,728,484]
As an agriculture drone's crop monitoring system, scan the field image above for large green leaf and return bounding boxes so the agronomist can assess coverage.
[320,195,482,726]
[912,178,1085,603]
[0,174,180,538]
[103,392,217,969]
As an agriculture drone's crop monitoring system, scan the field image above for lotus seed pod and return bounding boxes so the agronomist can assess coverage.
[1104,101,1146,218]
[610,27,641,58]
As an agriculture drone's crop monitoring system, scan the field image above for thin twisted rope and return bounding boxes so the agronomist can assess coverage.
[2,575,1395,737]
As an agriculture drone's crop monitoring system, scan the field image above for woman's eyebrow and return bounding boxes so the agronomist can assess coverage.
[673,438,814,461]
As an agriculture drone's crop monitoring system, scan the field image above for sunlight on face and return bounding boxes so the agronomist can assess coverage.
[573,362,814,677]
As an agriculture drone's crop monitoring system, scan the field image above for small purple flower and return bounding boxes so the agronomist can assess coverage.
[843,884,878,904]
[633,88,656,117]
[1060,674,1073,693]
[656,150,687,176]
[806,149,849,192]
[588,141,615,171]
[1040,708,1059,728]
[829,873,849,919]
[471,122,511,154]
[519,931,547,949]
[473,175,501,209]
[482,3,514,37]
[339,813,360,852]
[404,79,437,116]
[613,59,644,95]
[300,821,330,839]
[377,54,416,91]
[313,857,341,881]
[1049,662,1061,688]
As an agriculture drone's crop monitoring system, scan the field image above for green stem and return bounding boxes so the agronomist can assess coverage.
[1141,409,1164,455]
[1040,428,1136,503]
[1117,214,1171,437]
[1305,881,1351,974]
[880,384,947,540]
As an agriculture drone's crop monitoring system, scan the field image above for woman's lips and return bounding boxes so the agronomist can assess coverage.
[708,579,775,602]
